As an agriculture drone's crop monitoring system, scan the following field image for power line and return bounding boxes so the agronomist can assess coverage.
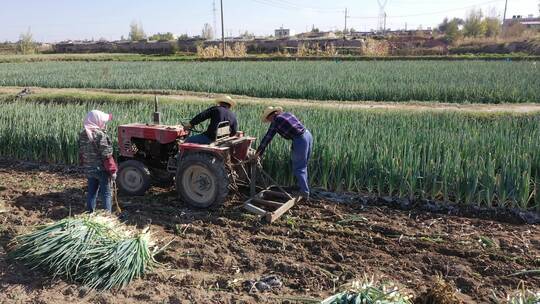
[264,0,343,12]
[271,0,344,12]
[249,0,343,13]
[349,0,505,19]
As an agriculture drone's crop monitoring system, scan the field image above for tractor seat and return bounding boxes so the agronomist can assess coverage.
[210,121,232,146]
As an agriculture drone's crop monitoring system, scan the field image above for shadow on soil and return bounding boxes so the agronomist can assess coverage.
[12,187,86,221]
[2,157,539,226]
[10,182,250,233]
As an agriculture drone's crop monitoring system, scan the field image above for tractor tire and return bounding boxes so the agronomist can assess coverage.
[176,153,229,208]
[117,160,152,196]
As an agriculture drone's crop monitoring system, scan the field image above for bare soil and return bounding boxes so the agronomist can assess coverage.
[0,159,539,304]
[2,86,540,113]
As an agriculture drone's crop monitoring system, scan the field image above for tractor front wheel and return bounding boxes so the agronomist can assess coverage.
[176,153,229,208]
[117,160,152,196]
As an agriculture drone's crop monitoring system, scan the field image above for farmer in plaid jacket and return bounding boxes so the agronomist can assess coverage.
[256,106,313,201]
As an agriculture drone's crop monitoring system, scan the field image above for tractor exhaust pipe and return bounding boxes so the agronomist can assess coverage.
[153,95,161,125]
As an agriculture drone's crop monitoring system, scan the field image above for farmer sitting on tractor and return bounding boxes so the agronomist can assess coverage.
[256,107,313,201]
[78,110,118,213]
[184,96,238,144]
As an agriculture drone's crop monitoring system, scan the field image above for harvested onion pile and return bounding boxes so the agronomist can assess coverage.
[9,213,157,290]
[322,276,412,304]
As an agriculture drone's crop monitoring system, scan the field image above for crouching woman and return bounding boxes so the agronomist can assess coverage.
[78,110,117,213]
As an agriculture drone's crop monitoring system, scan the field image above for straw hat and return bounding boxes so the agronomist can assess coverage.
[261,106,283,122]
[215,95,236,108]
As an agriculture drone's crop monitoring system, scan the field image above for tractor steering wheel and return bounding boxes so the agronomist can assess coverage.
[180,120,203,134]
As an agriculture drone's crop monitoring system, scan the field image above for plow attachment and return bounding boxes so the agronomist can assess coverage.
[242,161,299,223]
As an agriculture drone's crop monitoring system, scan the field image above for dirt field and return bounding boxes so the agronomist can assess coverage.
[1,159,539,304]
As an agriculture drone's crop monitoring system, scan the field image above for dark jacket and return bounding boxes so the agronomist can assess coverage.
[189,106,238,140]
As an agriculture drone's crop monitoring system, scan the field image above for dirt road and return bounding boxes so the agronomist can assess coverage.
[0,159,539,303]
[1,86,540,113]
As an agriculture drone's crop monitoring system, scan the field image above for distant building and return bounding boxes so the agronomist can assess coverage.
[504,15,540,29]
[275,27,291,39]
[349,31,377,38]
[387,29,433,37]
[295,31,337,39]
[349,29,433,38]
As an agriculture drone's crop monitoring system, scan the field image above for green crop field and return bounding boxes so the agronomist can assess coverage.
[0,61,538,103]
[1,92,539,210]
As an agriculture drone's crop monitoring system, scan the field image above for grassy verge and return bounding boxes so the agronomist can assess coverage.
[0,53,538,63]
[0,53,197,63]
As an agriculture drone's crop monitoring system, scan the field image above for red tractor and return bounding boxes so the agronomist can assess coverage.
[116,99,255,208]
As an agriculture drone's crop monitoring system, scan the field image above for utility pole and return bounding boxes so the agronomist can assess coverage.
[213,0,218,39]
[503,0,508,22]
[377,0,388,33]
[220,0,225,57]
[383,12,387,35]
[344,8,349,39]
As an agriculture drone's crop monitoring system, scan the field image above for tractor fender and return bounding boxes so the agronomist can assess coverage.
[177,143,229,162]
[177,151,226,170]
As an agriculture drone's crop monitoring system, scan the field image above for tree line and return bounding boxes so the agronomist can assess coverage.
[437,9,529,44]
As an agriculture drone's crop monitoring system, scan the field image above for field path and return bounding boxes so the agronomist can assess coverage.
[2,86,540,113]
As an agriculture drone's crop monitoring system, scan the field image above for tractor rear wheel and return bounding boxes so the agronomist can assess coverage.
[176,153,229,208]
[117,160,152,196]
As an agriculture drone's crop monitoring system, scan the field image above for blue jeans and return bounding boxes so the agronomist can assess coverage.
[87,170,112,213]
[185,134,212,144]
[292,130,313,195]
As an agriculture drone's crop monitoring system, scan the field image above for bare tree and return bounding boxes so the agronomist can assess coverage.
[129,21,146,41]
[240,31,255,39]
[502,22,526,38]
[149,32,174,41]
[486,6,498,18]
[463,9,486,37]
[439,18,463,43]
[18,28,36,54]
[483,17,501,37]
[177,34,190,40]
[201,23,214,40]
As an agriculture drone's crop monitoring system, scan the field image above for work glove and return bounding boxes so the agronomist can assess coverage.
[102,155,118,175]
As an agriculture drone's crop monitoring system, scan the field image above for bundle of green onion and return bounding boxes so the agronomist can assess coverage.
[506,289,540,304]
[8,213,157,290]
[321,277,412,304]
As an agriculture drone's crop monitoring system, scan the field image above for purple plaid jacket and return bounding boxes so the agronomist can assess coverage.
[257,112,305,155]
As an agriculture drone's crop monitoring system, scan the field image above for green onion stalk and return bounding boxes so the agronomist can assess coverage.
[8,213,158,290]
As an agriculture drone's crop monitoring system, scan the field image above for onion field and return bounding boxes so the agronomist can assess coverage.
[1,93,539,210]
[0,61,538,103]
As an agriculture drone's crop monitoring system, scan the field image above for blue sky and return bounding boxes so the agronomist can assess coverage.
[0,0,538,42]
